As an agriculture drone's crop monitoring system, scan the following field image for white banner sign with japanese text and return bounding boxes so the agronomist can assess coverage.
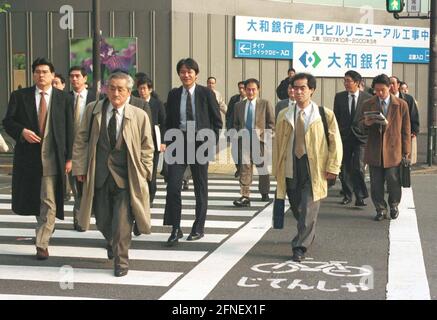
[293,43,392,78]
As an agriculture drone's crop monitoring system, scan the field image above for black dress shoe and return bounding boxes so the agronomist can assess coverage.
[114,268,128,277]
[261,194,270,201]
[355,199,367,207]
[133,222,141,236]
[291,248,305,262]
[187,232,204,241]
[234,170,240,178]
[340,197,352,205]
[167,228,183,246]
[106,245,113,260]
[374,211,387,221]
[390,207,399,219]
[233,196,250,207]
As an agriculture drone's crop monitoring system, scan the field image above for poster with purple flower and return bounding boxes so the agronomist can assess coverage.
[69,37,137,93]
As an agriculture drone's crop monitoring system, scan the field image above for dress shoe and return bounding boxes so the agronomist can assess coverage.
[390,207,399,219]
[187,232,204,241]
[234,170,240,178]
[261,194,270,201]
[374,211,387,221]
[167,228,183,246]
[340,197,352,205]
[114,268,128,277]
[355,199,367,207]
[36,247,49,260]
[291,248,305,262]
[182,180,189,190]
[106,245,113,260]
[133,222,141,236]
[74,223,85,232]
[233,196,250,207]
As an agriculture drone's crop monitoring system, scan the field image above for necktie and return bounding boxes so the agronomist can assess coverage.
[186,90,194,122]
[246,101,253,131]
[381,100,387,116]
[350,94,356,121]
[38,91,48,137]
[74,94,81,129]
[108,108,117,149]
[294,109,306,159]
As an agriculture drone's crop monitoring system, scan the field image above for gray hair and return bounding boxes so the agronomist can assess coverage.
[107,72,134,90]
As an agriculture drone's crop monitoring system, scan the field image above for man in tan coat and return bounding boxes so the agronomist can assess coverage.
[73,72,154,277]
[273,73,342,262]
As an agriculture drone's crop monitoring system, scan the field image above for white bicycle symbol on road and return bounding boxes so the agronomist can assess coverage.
[251,259,372,277]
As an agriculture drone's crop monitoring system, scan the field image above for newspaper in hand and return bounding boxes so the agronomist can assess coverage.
[364,111,388,125]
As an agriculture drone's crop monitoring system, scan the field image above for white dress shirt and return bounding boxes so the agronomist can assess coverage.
[180,84,196,131]
[35,86,53,114]
[106,103,125,141]
[74,89,88,122]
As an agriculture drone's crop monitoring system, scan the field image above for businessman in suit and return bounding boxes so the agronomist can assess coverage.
[136,75,166,205]
[275,79,295,120]
[226,81,247,178]
[69,66,97,231]
[333,70,372,207]
[360,74,411,221]
[233,78,275,207]
[3,57,73,260]
[164,58,222,246]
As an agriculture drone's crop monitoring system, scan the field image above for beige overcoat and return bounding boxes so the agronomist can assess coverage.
[72,100,154,233]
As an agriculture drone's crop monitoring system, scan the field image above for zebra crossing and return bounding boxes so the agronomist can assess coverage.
[0,175,276,300]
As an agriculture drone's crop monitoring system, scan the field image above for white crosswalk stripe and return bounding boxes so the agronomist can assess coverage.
[0,176,272,299]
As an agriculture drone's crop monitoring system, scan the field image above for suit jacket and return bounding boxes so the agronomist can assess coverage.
[70,89,97,106]
[165,84,222,141]
[2,86,74,218]
[234,98,275,145]
[276,77,290,100]
[334,90,372,144]
[148,95,166,151]
[399,91,420,135]
[226,93,242,130]
[275,99,291,120]
[360,94,411,168]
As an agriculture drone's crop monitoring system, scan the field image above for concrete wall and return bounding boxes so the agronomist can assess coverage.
[170,0,430,133]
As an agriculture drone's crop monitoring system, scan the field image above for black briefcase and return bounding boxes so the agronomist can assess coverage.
[400,157,411,188]
[272,198,285,229]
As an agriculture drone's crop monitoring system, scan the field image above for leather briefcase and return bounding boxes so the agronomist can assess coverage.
[272,198,285,229]
[400,157,411,188]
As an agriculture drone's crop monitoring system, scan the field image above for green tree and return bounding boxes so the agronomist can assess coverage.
[0,2,11,13]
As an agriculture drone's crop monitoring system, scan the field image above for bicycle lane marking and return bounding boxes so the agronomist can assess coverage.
[159,203,273,300]
[386,187,431,300]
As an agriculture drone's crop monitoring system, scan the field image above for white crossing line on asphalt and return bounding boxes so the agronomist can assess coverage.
[0,294,107,300]
[154,191,273,198]
[0,215,245,229]
[0,265,182,287]
[159,185,275,191]
[0,195,268,207]
[0,244,207,262]
[160,202,273,300]
[0,228,228,243]
[0,203,256,217]
[386,187,431,300]
[156,179,277,185]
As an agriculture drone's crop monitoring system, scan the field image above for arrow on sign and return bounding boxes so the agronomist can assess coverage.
[239,44,250,54]
[299,51,309,67]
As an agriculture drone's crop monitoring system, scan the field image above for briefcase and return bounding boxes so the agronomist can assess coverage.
[272,198,285,229]
[400,157,411,188]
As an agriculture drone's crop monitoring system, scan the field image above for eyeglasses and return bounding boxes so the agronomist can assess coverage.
[34,70,51,75]
[292,85,309,92]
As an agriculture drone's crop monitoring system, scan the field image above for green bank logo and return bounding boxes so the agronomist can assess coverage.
[299,51,321,68]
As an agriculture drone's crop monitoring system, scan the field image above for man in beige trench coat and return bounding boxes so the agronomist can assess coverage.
[73,72,154,277]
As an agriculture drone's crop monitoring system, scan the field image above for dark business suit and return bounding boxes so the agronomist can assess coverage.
[163,84,222,235]
[334,90,372,202]
[69,89,97,227]
[399,92,419,135]
[146,96,166,204]
[3,86,73,219]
